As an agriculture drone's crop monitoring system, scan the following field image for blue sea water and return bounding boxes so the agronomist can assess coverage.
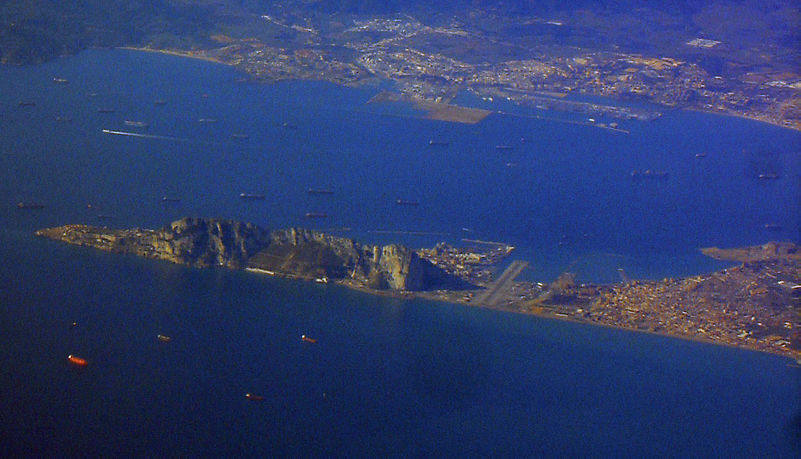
[0,50,799,455]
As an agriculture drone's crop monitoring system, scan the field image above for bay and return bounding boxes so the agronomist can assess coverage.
[0,49,798,455]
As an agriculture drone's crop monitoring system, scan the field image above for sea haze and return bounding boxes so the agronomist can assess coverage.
[0,49,799,455]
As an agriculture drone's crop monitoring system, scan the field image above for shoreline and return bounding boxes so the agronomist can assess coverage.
[118,46,230,66]
[245,266,801,363]
[116,46,801,133]
[684,106,801,132]
[35,221,801,363]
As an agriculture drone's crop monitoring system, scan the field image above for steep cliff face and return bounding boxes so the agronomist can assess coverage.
[250,228,464,291]
[36,218,467,291]
[160,217,271,268]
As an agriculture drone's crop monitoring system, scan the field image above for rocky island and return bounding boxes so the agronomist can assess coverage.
[36,218,800,361]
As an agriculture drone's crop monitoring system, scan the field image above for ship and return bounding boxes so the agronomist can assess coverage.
[763,223,782,231]
[198,118,218,123]
[67,354,88,366]
[301,335,317,343]
[157,334,172,343]
[245,393,265,401]
[757,173,780,180]
[97,108,116,113]
[281,122,298,129]
[18,101,35,107]
[305,212,328,219]
[428,140,449,146]
[154,99,167,106]
[231,134,250,139]
[307,188,334,195]
[239,193,266,200]
[16,202,44,210]
[124,120,149,128]
[495,145,513,150]
[53,77,69,84]
[695,152,707,158]
[630,169,669,179]
[161,196,181,203]
[396,199,419,206]
[55,116,73,122]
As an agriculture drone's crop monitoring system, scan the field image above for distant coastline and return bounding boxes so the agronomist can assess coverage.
[116,46,800,133]
[118,47,228,65]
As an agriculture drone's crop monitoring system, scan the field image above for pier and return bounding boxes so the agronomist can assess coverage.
[476,260,528,307]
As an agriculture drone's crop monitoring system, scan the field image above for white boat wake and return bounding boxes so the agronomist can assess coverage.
[101,129,188,142]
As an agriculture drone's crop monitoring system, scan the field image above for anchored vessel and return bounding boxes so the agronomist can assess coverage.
[396,199,419,206]
[239,193,266,200]
[16,202,44,210]
[67,355,88,366]
[307,188,334,195]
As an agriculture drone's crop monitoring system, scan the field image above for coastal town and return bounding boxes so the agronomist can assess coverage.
[184,8,801,130]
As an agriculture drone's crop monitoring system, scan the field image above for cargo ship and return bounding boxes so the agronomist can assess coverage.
[198,118,218,123]
[630,169,669,179]
[239,193,266,200]
[307,188,334,195]
[53,77,69,84]
[495,145,513,150]
[157,334,172,342]
[16,202,44,210]
[67,355,88,366]
[305,212,328,219]
[162,196,181,203]
[428,140,449,146]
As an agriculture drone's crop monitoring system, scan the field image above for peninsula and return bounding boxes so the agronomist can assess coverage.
[36,218,801,361]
